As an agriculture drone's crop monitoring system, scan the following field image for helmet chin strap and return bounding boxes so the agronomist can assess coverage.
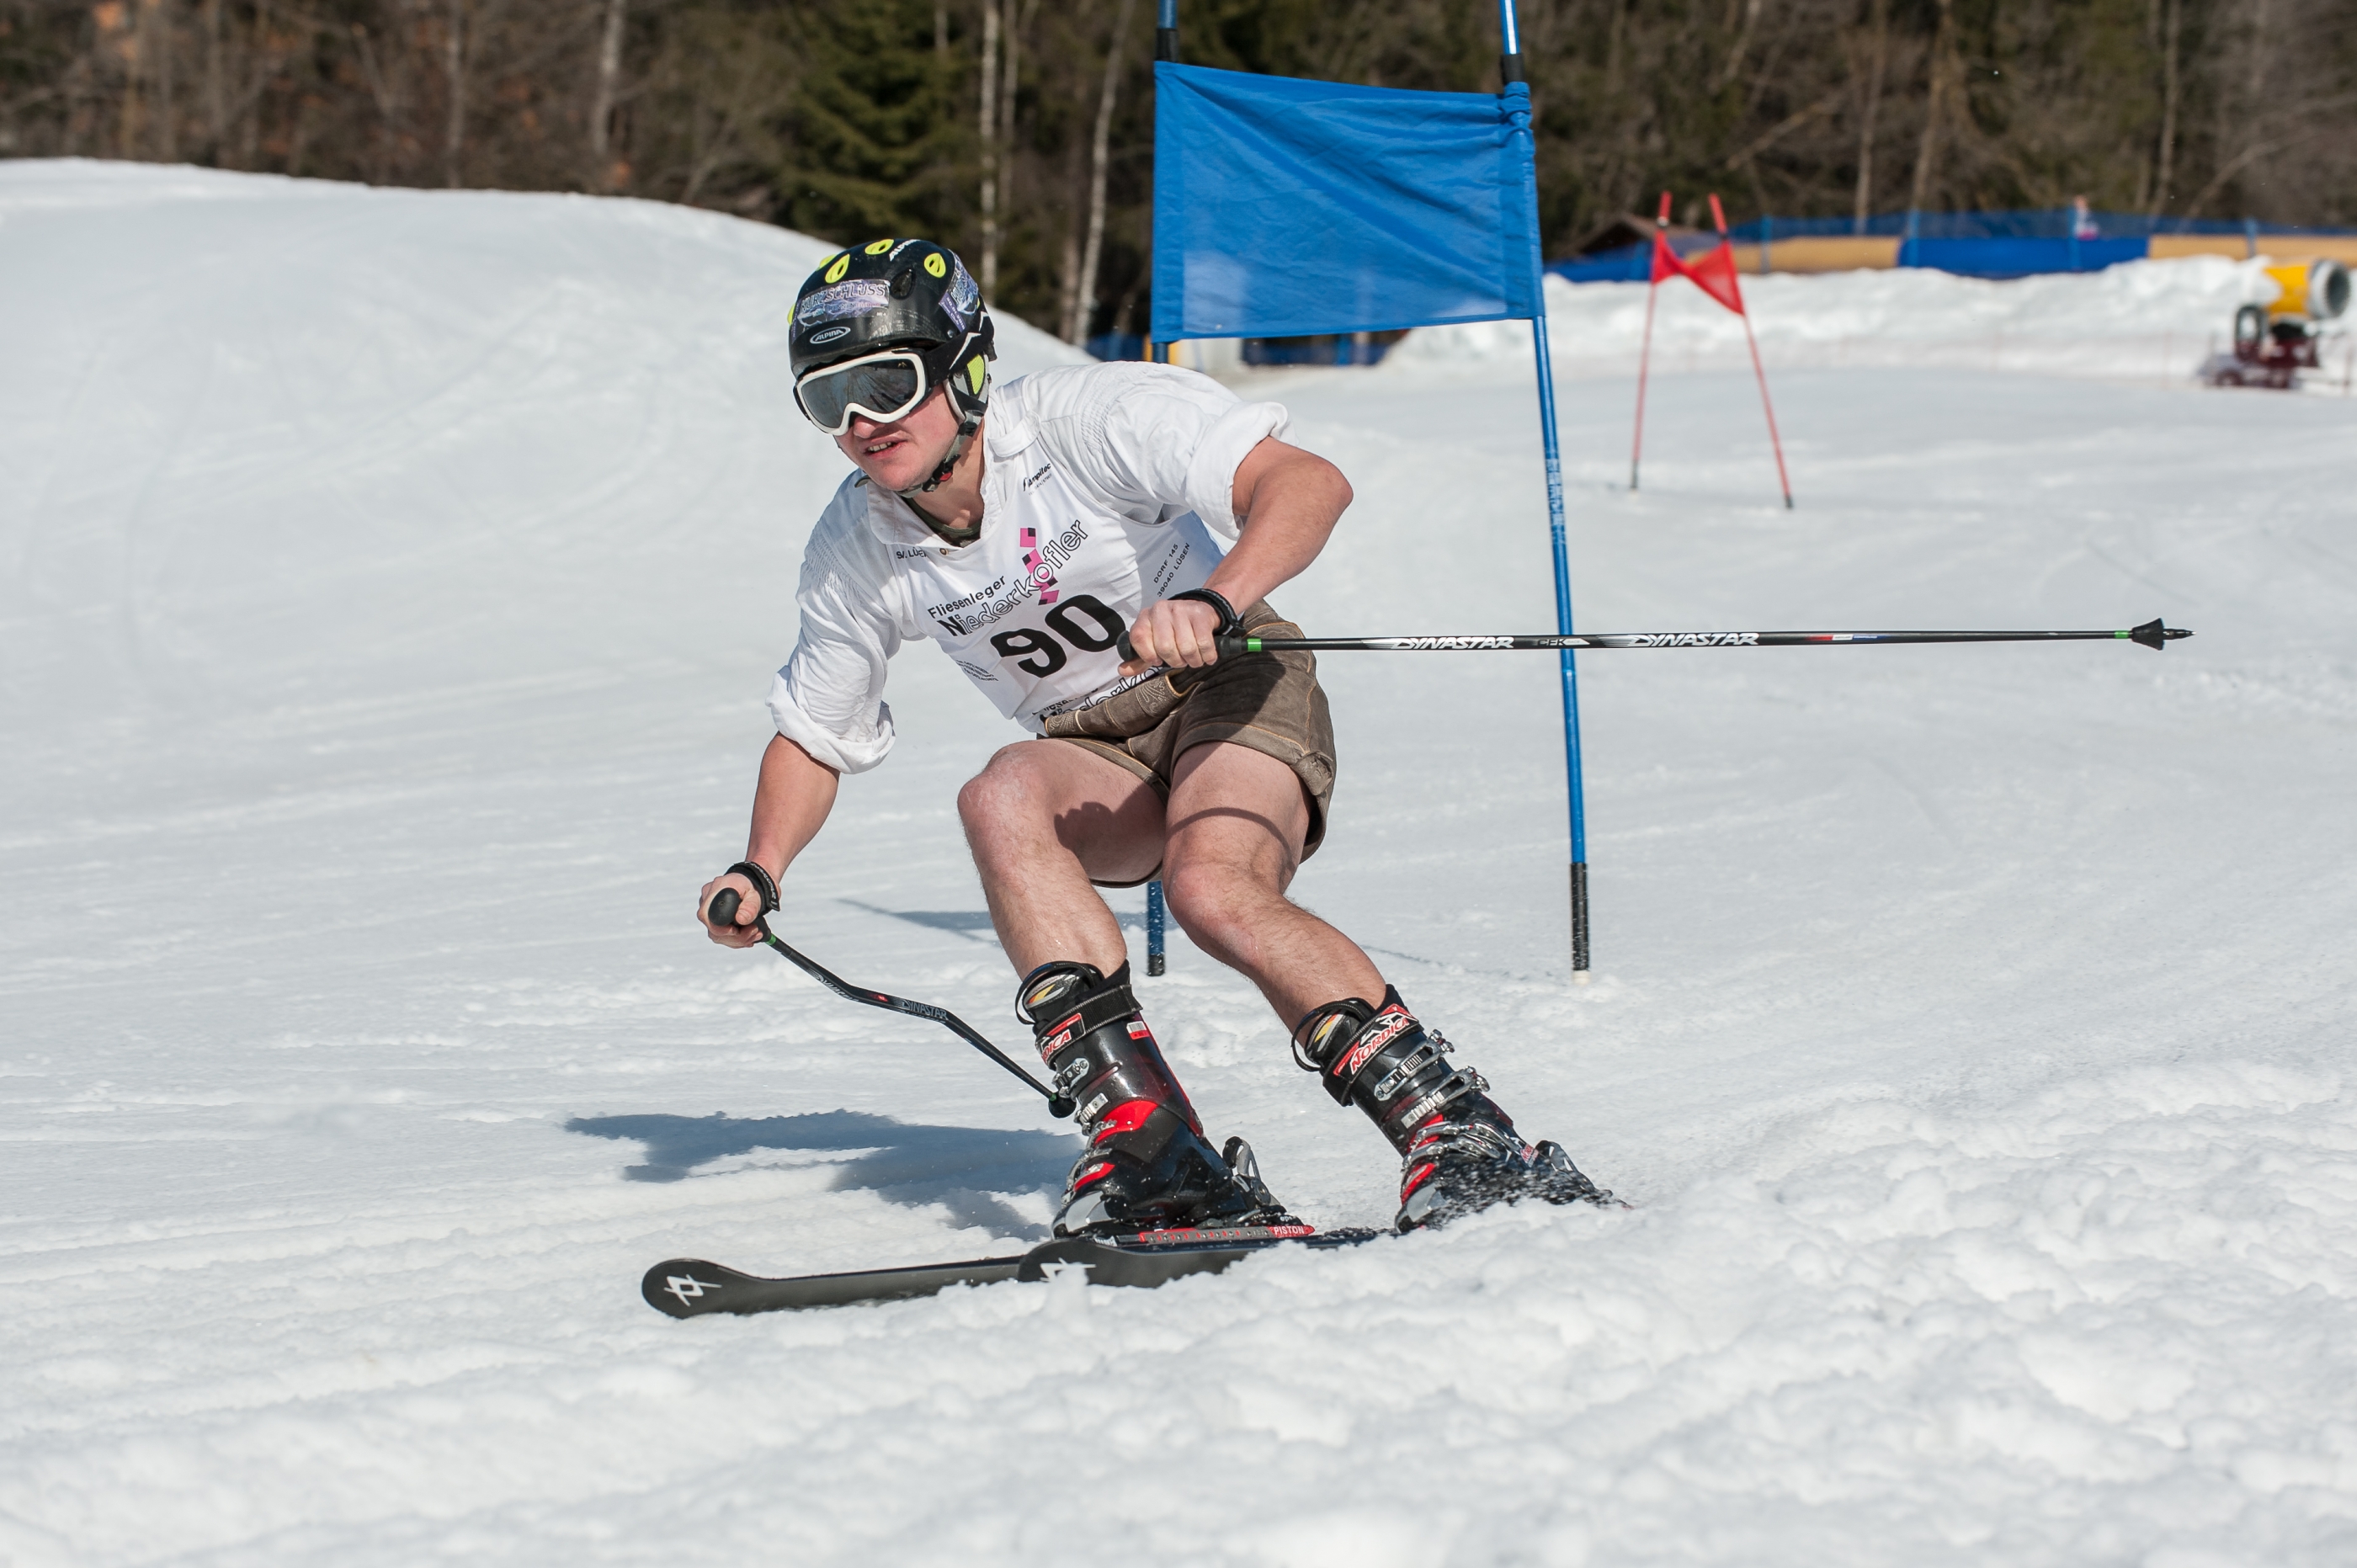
[896,359,989,498]
[896,411,981,498]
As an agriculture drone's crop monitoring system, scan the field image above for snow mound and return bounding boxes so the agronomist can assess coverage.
[0,158,1084,736]
[1391,258,2314,385]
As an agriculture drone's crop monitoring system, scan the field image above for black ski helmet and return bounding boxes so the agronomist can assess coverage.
[790,238,995,492]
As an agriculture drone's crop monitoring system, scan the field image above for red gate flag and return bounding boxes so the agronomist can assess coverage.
[1631,192,1792,508]
[1650,227,1746,315]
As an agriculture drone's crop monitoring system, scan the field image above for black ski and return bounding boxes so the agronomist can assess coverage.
[642,1222,1385,1318]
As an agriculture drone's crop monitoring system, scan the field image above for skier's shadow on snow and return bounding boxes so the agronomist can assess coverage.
[565,1110,1078,1241]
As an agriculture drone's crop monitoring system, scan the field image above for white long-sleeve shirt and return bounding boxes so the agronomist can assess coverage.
[767,362,1290,773]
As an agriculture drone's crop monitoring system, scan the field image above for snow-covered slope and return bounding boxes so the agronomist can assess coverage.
[3,162,2354,1566]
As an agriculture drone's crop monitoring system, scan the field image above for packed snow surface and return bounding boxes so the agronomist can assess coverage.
[4,161,2355,1565]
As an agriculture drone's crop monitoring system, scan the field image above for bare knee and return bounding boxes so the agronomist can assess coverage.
[1163,858,1274,952]
[958,747,1047,838]
[959,751,1061,877]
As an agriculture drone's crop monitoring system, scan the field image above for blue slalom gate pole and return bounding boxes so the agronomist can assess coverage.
[1146,880,1168,975]
[1498,0,1592,979]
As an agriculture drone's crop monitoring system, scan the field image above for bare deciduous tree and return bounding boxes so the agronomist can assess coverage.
[3,0,2353,339]
[589,0,627,189]
[977,0,999,298]
[1067,0,1135,344]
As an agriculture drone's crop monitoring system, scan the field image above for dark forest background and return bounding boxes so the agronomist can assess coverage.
[4,0,2353,342]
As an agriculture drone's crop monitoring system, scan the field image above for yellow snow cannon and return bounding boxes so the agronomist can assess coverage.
[2207,258,2349,388]
[2264,258,2351,322]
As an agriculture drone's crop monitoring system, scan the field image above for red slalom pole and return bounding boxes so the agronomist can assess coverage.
[1630,284,1659,492]
[1630,191,1670,493]
[1742,311,1793,509]
[1711,194,1793,510]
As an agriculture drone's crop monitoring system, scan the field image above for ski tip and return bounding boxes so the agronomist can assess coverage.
[2129,618,2192,651]
[641,1259,748,1318]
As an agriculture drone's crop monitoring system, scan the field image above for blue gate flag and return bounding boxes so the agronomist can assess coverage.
[1152,63,1540,342]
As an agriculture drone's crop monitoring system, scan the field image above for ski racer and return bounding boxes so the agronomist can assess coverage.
[699,237,1609,1234]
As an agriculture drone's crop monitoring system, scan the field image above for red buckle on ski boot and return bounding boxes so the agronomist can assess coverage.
[1020,961,1290,1236]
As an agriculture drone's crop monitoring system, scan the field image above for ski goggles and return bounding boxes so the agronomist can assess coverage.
[794,348,934,435]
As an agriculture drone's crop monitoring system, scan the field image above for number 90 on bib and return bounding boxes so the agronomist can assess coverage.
[990,594,1126,676]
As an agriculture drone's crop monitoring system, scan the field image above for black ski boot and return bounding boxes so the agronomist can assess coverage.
[1292,987,1610,1232]
[1021,960,1285,1237]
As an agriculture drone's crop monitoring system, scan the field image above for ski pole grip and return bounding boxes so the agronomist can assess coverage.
[707,888,741,928]
[1116,589,1245,665]
[1115,631,1256,662]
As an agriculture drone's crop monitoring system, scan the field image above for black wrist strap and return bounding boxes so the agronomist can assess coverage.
[726,860,779,915]
[1169,587,1240,636]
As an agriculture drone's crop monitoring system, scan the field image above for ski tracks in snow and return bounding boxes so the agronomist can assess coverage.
[7,163,2357,1564]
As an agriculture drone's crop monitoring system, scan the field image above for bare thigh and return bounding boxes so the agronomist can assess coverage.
[958,739,1168,975]
[1163,740,1312,891]
[981,740,1168,878]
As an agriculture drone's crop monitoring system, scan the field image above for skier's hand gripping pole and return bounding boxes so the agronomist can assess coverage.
[1115,588,1242,674]
[701,886,1076,1120]
[699,859,774,949]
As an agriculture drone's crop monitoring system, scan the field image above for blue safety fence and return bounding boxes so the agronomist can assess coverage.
[1091,331,1399,366]
[1727,209,2303,238]
[1085,332,1147,362]
[1554,207,2357,283]
[1904,237,2148,276]
[1241,332,1399,366]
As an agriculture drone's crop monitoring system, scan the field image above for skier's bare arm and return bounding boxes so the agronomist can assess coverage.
[1120,436,1352,675]
[698,734,841,947]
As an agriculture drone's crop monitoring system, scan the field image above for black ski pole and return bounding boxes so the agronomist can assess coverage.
[1121,617,2191,661]
[705,888,1075,1119]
